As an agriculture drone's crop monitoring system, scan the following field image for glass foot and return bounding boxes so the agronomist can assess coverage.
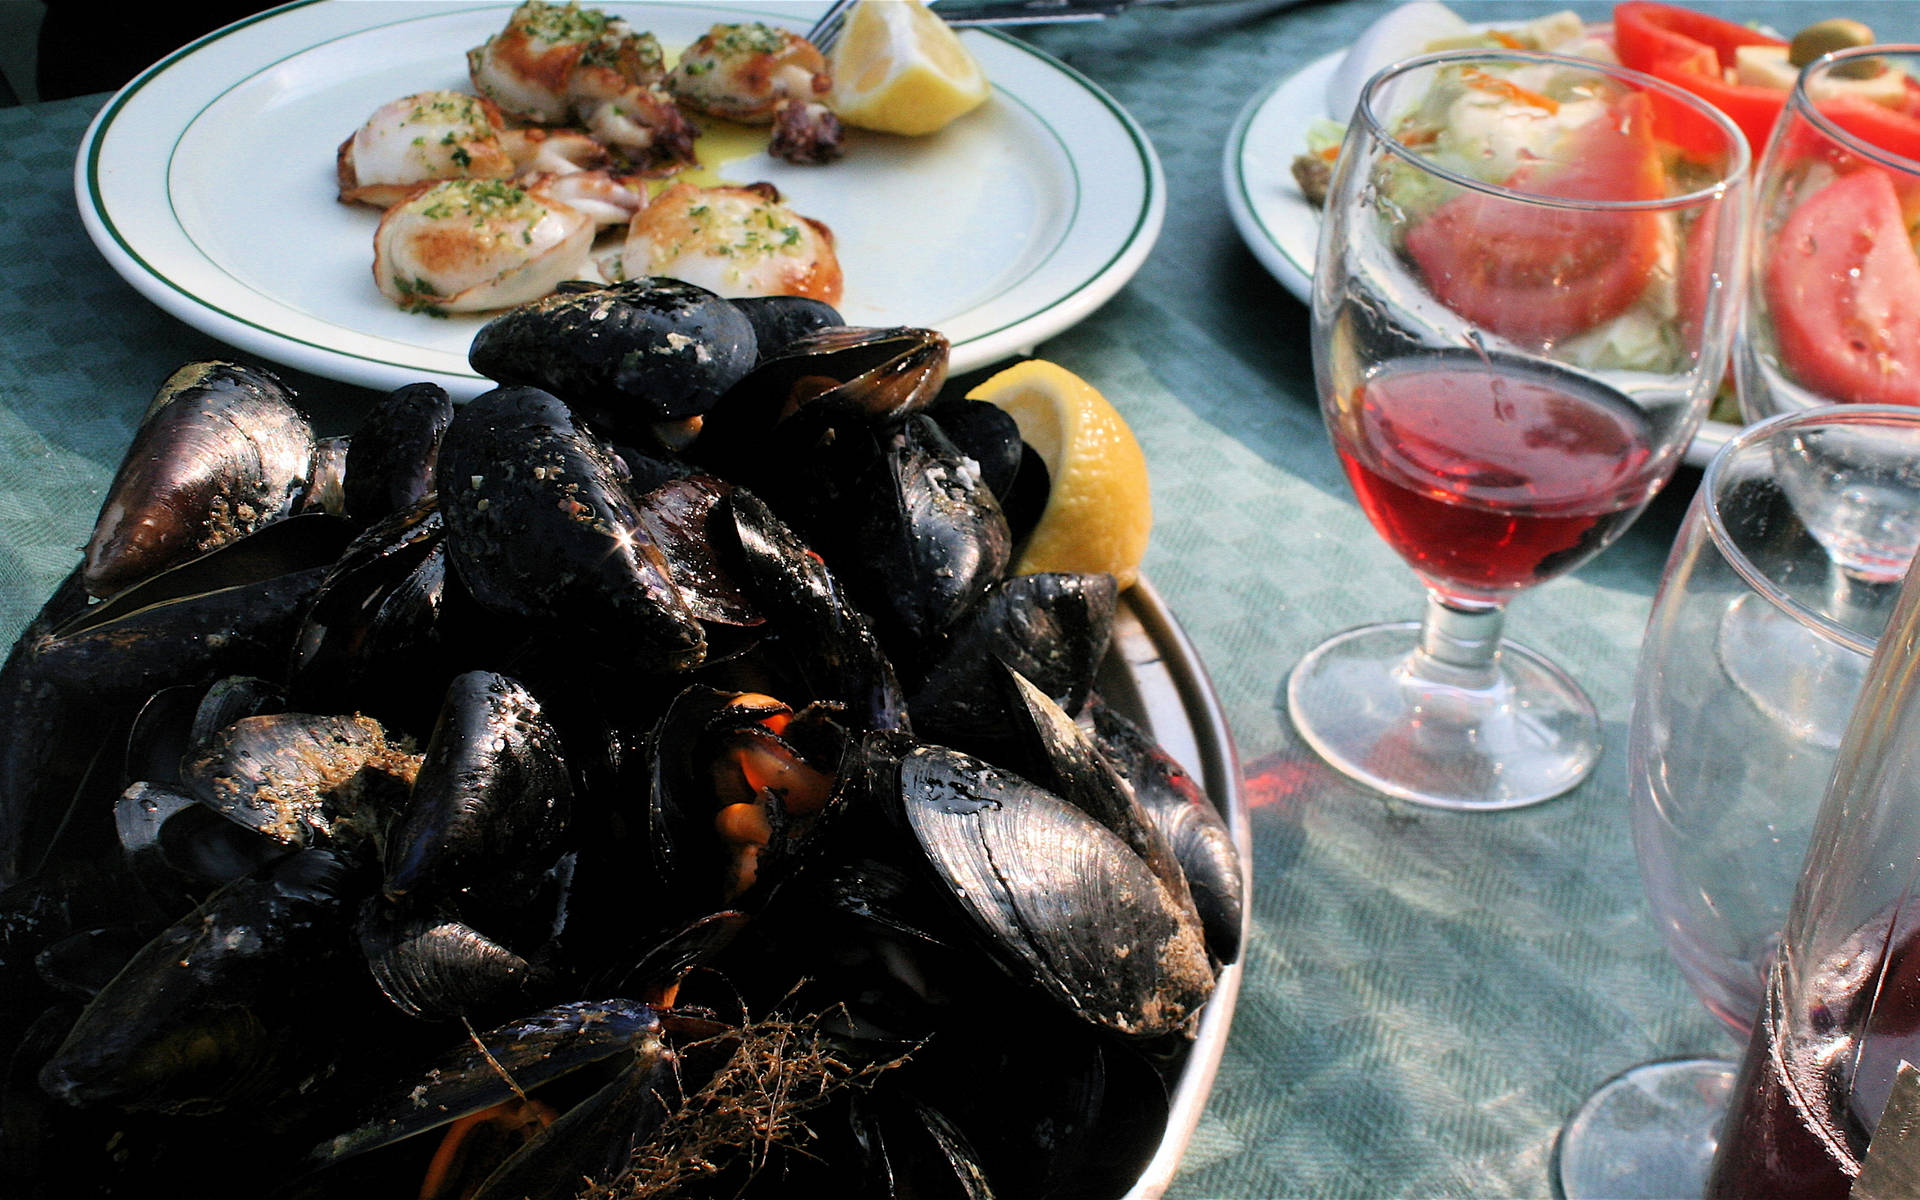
[1286,619,1600,811]
[1553,1056,1736,1199]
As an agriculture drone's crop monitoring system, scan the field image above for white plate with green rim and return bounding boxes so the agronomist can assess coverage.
[76,0,1164,400]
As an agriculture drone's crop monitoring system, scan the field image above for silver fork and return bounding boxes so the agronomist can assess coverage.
[807,0,1225,54]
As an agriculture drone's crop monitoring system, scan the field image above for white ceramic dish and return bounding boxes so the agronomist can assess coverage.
[1221,35,1739,467]
[76,0,1165,400]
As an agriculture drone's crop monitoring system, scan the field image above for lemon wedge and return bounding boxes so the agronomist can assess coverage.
[828,0,991,136]
[967,359,1152,590]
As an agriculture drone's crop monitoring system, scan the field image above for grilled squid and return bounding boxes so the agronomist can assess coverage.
[619,182,842,306]
[372,177,599,314]
[466,0,696,174]
[336,91,518,209]
[666,23,831,124]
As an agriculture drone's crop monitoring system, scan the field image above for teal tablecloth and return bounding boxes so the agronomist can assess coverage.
[0,1,1886,1196]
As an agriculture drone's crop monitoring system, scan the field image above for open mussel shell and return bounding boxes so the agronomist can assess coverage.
[721,489,908,734]
[466,278,759,433]
[761,412,1011,669]
[890,742,1214,1039]
[744,324,950,422]
[645,683,848,918]
[285,497,455,735]
[301,998,664,1173]
[687,324,951,482]
[992,668,1200,923]
[33,513,355,709]
[82,360,318,600]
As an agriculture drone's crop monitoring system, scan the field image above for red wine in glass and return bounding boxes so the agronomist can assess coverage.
[1332,352,1659,605]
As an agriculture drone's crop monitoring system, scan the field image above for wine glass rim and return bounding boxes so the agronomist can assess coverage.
[1785,44,1920,175]
[1702,404,1920,657]
[1356,48,1752,211]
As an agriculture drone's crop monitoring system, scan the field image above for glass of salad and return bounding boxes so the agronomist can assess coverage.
[1737,44,1920,421]
[1291,50,1749,811]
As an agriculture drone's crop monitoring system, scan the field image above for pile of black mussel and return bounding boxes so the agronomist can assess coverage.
[0,278,1243,1200]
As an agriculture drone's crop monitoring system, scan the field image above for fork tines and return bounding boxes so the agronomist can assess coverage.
[805,0,860,53]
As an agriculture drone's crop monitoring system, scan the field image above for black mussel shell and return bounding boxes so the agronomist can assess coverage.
[730,294,844,363]
[301,998,664,1172]
[1091,701,1243,966]
[436,386,708,672]
[801,414,1013,667]
[908,571,1118,741]
[382,670,572,907]
[0,569,118,888]
[721,489,909,734]
[467,278,759,432]
[357,901,550,1022]
[925,398,1023,501]
[285,497,454,735]
[687,325,950,482]
[35,514,355,710]
[302,435,350,520]
[892,743,1213,1039]
[36,848,374,1116]
[82,360,317,600]
[342,382,453,527]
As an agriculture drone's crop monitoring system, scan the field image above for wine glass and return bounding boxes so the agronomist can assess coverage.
[1291,49,1750,810]
[1737,44,1920,422]
[1553,404,1920,1200]
[1704,544,1920,1197]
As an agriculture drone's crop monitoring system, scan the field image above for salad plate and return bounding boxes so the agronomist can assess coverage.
[1222,32,1739,466]
[76,0,1164,400]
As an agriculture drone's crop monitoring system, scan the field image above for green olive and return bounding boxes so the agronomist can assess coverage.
[1790,18,1881,78]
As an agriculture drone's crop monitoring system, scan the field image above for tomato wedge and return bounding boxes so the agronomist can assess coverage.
[1613,2,1788,156]
[1817,92,1920,166]
[1764,167,1920,405]
[1404,92,1665,342]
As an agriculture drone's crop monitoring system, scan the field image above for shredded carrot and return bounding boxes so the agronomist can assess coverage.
[1462,68,1559,114]
[1317,145,1340,161]
[1489,30,1526,49]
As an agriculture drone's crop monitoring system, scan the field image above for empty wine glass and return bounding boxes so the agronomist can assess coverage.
[1705,546,1920,1197]
[1737,44,1920,421]
[1292,49,1750,810]
[1554,405,1920,1200]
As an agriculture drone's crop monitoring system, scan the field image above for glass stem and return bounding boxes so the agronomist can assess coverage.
[1408,594,1506,692]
